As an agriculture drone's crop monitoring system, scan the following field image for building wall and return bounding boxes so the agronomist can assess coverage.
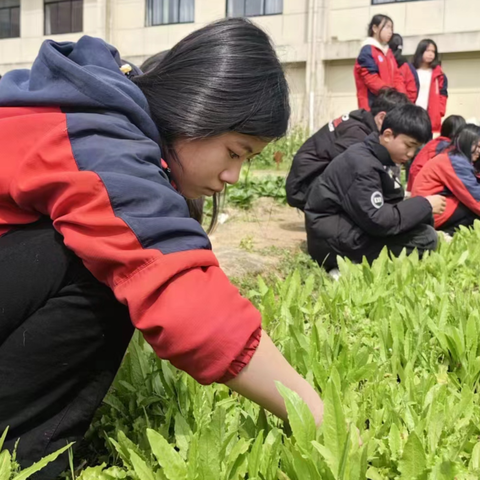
[0,0,479,129]
[323,0,480,128]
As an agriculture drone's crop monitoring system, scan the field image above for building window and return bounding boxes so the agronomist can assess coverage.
[146,0,194,26]
[371,0,432,4]
[0,0,20,39]
[45,0,83,35]
[227,0,283,17]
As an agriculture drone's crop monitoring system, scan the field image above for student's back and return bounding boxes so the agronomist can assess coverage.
[305,104,442,270]
[286,89,409,210]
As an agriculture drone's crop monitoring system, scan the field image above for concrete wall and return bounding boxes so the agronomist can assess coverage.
[0,0,479,129]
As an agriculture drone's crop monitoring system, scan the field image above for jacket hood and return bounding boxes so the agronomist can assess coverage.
[0,36,160,144]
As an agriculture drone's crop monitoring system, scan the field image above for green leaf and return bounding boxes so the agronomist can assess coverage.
[129,450,155,480]
[247,430,264,479]
[322,379,347,473]
[0,450,12,480]
[389,423,402,461]
[12,443,73,480]
[147,429,187,480]
[174,413,192,461]
[276,382,316,453]
[469,442,480,471]
[398,432,427,479]
[0,428,8,453]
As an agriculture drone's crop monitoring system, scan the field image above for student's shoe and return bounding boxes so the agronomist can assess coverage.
[438,231,453,243]
[328,268,341,281]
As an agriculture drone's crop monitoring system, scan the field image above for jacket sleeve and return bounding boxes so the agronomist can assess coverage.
[403,63,418,103]
[356,46,389,95]
[286,132,329,210]
[343,171,433,236]
[439,73,448,117]
[440,159,480,217]
[10,113,261,385]
[393,61,407,94]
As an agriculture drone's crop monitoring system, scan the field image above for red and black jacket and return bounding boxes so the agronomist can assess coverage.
[286,109,377,211]
[354,41,406,110]
[0,36,261,385]
[412,151,480,228]
[407,136,451,192]
[409,64,448,133]
[398,62,417,103]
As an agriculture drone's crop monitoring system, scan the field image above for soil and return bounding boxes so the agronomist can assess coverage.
[209,197,307,278]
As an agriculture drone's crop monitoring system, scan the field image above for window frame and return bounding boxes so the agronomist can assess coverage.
[226,0,283,18]
[145,0,195,27]
[371,0,433,4]
[0,0,20,39]
[44,0,83,36]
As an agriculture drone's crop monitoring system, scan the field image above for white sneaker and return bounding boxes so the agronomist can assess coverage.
[328,268,341,281]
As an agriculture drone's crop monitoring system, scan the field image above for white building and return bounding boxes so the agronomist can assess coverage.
[1,0,479,130]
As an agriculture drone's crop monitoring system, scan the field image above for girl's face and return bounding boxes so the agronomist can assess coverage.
[422,44,437,65]
[471,140,480,163]
[375,20,393,44]
[169,133,269,199]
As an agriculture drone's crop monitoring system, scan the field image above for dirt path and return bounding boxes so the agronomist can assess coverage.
[209,198,306,278]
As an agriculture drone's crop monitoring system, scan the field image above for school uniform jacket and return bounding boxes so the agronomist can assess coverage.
[409,65,448,133]
[398,61,418,103]
[305,133,433,264]
[354,40,406,110]
[412,151,480,228]
[0,36,261,385]
[407,136,451,192]
[286,109,377,211]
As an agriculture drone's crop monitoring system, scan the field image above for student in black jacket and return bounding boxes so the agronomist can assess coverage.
[305,104,446,271]
[286,88,410,210]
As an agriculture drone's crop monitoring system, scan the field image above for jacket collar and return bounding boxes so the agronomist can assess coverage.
[365,132,395,167]
[362,37,390,56]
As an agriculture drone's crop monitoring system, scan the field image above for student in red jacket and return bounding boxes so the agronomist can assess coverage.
[354,15,406,110]
[412,125,480,234]
[0,19,323,478]
[389,33,417,103]
[411,39,448,134]
[407,115,466,192]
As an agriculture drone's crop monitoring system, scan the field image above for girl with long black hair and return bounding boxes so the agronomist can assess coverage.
[0,18,323,478]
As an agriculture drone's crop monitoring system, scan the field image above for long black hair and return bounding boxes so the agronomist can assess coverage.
[368,14,393,38]
[140,50,170,74]
[453,124,480,162]
[413,39,441,69]
[388,33,408,67]
[441,115,466,140]
[133,18,290,232]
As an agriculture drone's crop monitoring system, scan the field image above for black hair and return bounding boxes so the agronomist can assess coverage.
[413,39,441,69]
[140,50,170,74]
[381,104,432,144]
[368,14,393,38]
[441,115,466,140]
[133,18,290,232]
[388,33,408,67]
[371,88,410,117]
[452,124,480,162]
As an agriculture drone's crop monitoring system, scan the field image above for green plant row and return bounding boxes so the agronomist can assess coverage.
[5,225,480,479]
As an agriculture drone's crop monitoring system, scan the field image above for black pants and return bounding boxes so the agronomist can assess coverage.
[440,203,479,236]
[312,223,438,271]
[0,220,134,479]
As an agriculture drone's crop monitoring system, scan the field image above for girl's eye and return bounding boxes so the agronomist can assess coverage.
[229,150,240,160]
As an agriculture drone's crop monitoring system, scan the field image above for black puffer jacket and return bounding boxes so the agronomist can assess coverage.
[305,133,433,267]
[286,109,378,210]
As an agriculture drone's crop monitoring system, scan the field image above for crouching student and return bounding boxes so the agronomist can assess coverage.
[412,124,480,235]
[286,88,410,210]
[305,104,446,271]
[407,114,466,192]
